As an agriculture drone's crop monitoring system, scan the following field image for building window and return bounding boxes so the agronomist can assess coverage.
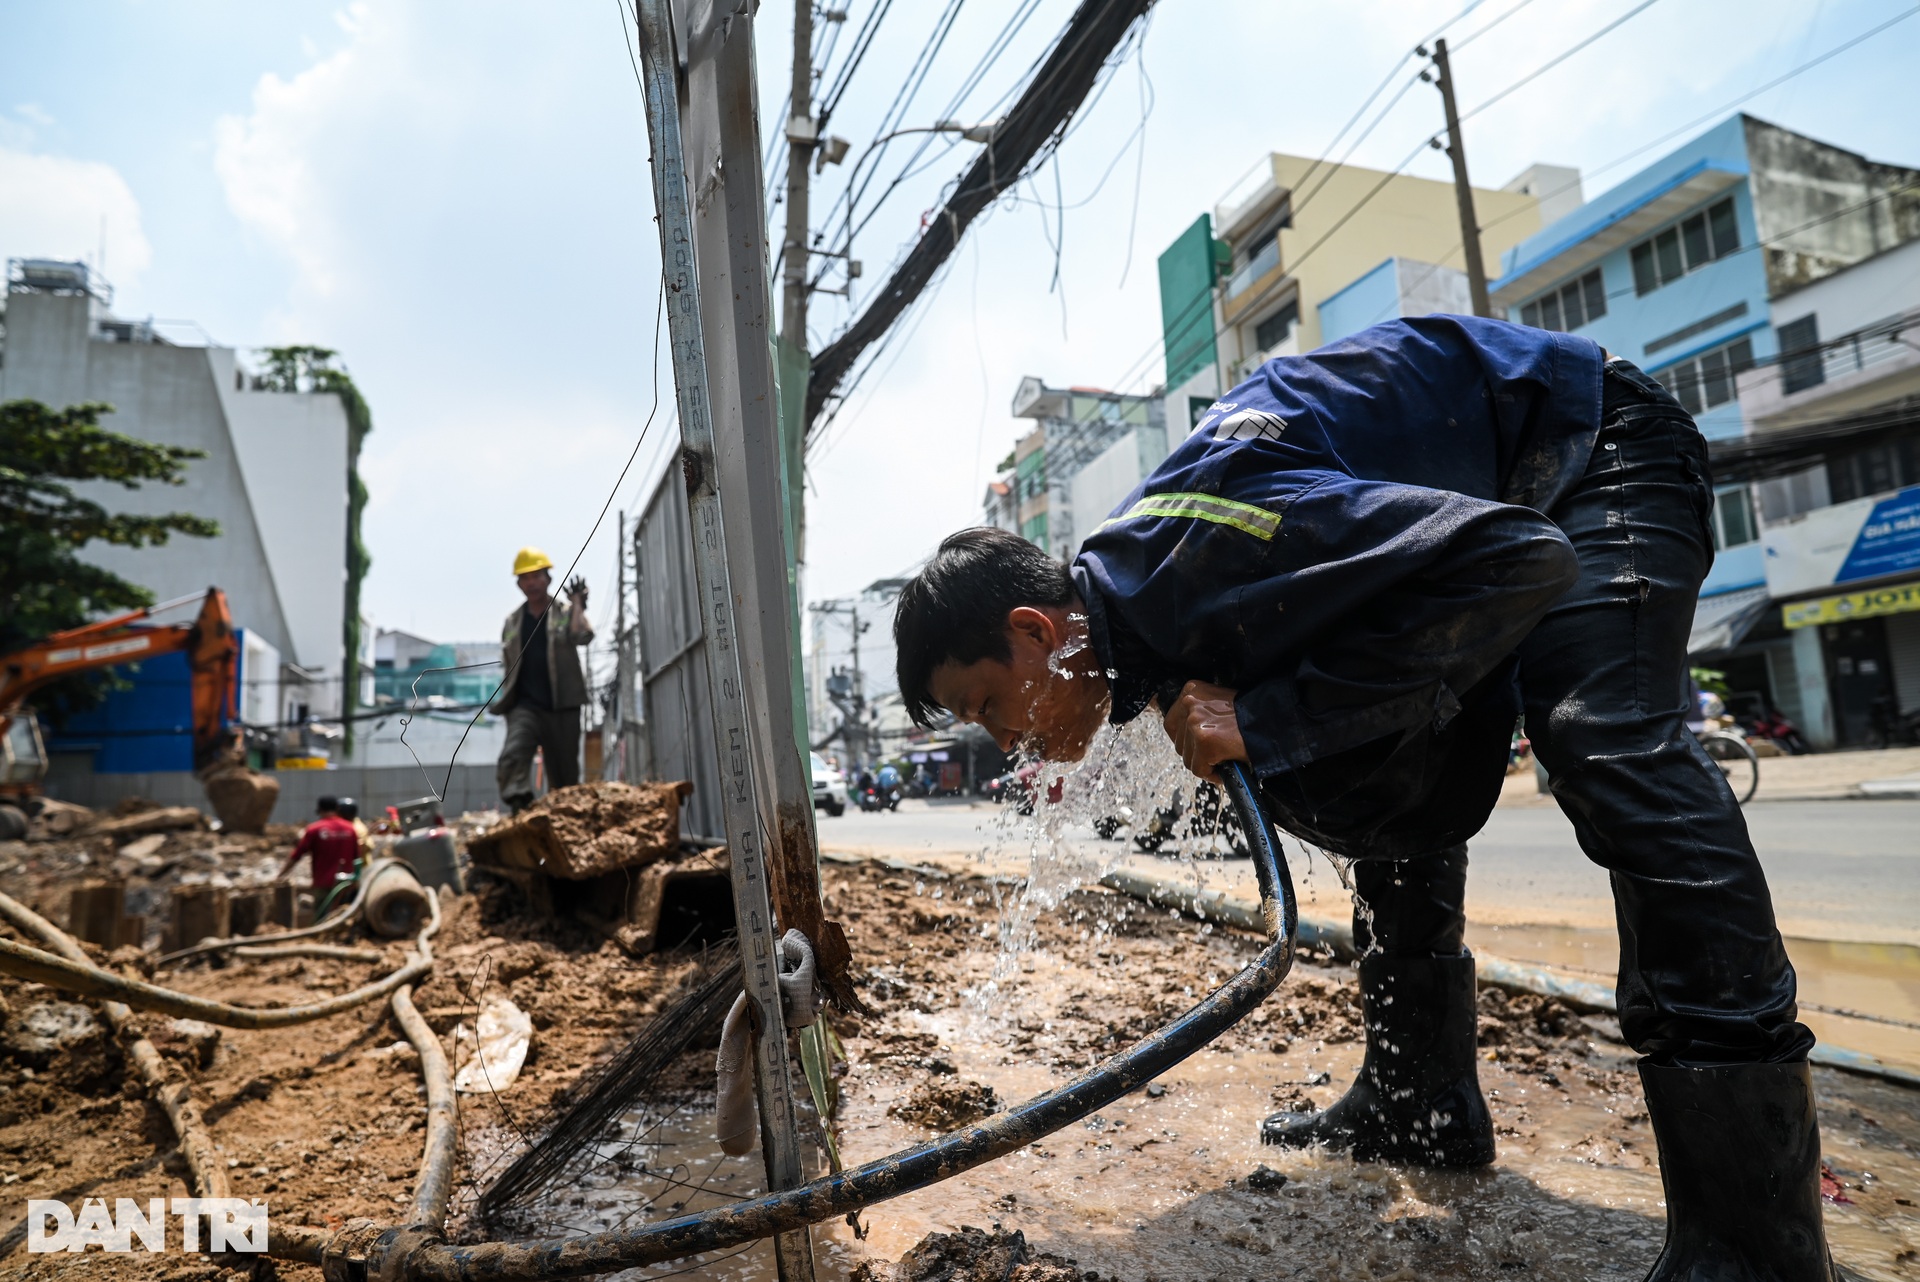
[1660,335,1754,415]
[1520,268,1607,332]
[1710,483,1758,550]
[1254,301,1299,352]
[1827,437,1920,505]
[1631,197,1740,296]
[1778,314,1824,395]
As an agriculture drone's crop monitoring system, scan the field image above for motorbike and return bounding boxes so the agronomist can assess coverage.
[1743,708,1809,755]
[1132,781,1248,857]
[858,783,901,812]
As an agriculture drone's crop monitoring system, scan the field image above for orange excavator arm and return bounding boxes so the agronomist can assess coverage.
[0,588,239,771]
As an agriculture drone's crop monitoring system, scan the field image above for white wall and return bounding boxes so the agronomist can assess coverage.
[1163,364,1221,442]
[0,292,298,662]
[0,288,351,717]
[1395,257,1473,322]
[1069,423,1175,545]
[211,346,350,677]
[240,629,282,727]
[1771,225,1920,338]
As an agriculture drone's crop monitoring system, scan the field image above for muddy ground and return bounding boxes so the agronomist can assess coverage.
[0,829,1916,1280]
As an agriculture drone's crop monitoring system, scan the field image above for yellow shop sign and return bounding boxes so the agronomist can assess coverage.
[1781,580,1920,629]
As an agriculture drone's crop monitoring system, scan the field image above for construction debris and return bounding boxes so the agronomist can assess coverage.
[3,820,1918,1279]
[467,780,694,879]
[24,797,94,841]
[90,805,207,841]
[889,1077,1000,1130]
[454,995,534,1094]
[199,756,281,834]
[851,1227,1104,1282]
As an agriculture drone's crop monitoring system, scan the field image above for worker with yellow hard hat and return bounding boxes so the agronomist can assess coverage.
[493,546,593,813]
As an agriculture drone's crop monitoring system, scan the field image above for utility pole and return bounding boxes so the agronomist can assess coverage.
[1429,37,1490,317]
[613,509,628,782]
[633,2,823,1275]
[809,598,870,766]
[782,0,814,344]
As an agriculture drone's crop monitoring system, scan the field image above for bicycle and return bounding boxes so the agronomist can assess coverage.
[1693,725,1759,806]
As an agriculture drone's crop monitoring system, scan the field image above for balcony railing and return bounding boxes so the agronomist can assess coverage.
[1223,237,1280,302]
[1740,307,1920,411]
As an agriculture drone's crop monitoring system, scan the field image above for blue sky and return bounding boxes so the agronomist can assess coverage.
[3,0,1916,648]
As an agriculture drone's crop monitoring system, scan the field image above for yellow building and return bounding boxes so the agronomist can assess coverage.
[1157,153,1578,430]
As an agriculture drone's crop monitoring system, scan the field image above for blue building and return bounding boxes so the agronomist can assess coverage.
[1490,115,1920,745]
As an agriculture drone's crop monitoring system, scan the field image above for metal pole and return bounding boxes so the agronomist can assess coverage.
[847,601,863,768]
[782,0,813,343]
[1432,38,1490,317]
[632,3,815,1276]
[613,510,628,781]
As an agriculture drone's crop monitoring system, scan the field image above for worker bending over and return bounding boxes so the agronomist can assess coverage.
[279,795,359,892]
[493,547,593,813]
[894,316,1836,1281]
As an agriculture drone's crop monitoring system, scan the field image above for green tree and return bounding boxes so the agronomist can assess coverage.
[0,399,218,717]
[257,345,373,748]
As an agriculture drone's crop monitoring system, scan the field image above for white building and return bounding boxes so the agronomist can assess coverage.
[0,259,352,725]
[983,377,1168,563]
[1719,236,1920,747]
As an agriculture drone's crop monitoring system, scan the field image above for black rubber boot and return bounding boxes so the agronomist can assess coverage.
[1639,1060,1843,1281]
[1261,952,1494,1168]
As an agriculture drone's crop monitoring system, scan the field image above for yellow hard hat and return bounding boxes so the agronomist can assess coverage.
[512,546,554,576]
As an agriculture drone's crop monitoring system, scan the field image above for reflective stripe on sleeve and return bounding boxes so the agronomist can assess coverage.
[1102,491,1281,541]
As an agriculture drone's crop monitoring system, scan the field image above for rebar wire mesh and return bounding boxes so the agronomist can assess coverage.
[476,950,745,1227]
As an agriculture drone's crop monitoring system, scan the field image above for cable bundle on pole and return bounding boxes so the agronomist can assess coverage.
[805,0,1155,430]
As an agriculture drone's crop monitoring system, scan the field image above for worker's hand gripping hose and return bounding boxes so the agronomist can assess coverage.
[307,763,1296,1281]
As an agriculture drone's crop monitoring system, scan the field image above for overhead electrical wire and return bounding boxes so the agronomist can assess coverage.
[806,0,1064,299]
[1456,0,1666,125]
[1113,0,1917,406]
[1106,0,1697,396]
[808,0,1155,427]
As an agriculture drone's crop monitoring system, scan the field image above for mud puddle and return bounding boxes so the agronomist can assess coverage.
[809,862,1920,1280]
[470,1106,781,1281]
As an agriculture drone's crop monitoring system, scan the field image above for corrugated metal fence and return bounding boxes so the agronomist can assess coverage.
[634,464,724,841]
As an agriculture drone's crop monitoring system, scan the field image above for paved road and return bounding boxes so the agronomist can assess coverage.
[818,797,1920,945]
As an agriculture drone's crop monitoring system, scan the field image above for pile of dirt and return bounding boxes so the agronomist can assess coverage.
[851,1226,1104,1282]
[466,781,693,878]
[889,1077,1000,1129]
[4,839,1917,1281]
[0,871,713,1270]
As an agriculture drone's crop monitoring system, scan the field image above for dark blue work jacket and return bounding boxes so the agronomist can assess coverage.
[1072,315,1599,859]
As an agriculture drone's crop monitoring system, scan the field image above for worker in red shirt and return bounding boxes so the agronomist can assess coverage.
[279,796,361,892]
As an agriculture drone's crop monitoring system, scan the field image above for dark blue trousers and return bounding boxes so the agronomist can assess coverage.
[1355,362,1813,1067]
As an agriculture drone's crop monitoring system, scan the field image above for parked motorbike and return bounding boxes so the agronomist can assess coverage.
[1743,708,1809,755]
[1132,782,1248,857]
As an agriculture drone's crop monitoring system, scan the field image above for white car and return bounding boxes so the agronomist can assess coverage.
[810,752,848,817]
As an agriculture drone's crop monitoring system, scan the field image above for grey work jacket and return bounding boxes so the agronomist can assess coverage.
[491,599,593,714]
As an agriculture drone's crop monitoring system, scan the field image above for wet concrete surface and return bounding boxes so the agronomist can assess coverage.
[816,797,1920,1079]
[815,797,1920,946]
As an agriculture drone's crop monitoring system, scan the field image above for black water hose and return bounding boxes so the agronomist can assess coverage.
[315,763,1298,1281]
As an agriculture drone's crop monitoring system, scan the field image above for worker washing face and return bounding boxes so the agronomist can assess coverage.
[894,315,1834,1282]
[493,547,594,814]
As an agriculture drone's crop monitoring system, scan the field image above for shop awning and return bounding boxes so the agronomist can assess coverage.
[1687,585,1771,656]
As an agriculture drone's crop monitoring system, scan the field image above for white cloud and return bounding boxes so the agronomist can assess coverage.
[0,146,152,286]
[212,2,432,300]
[14,103,55,128]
